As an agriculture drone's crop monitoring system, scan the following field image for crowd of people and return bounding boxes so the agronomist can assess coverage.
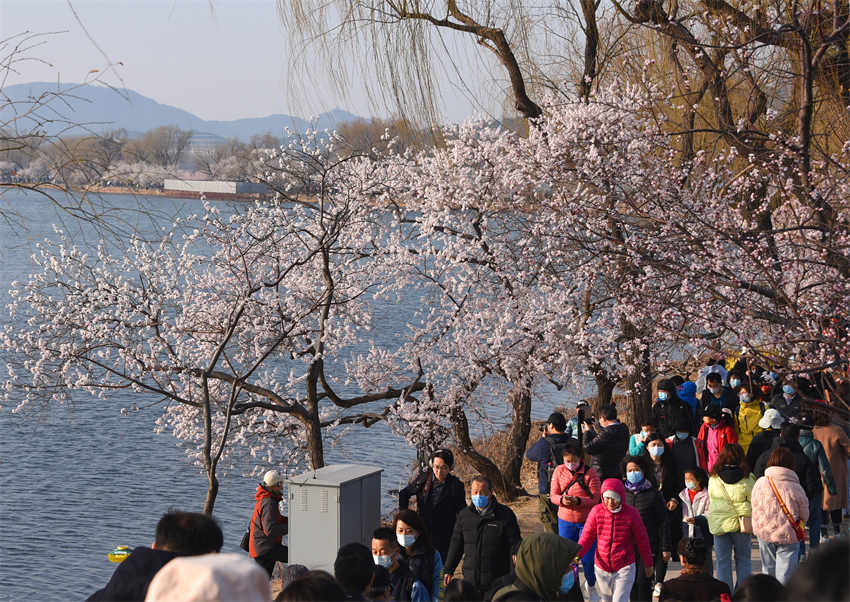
[86,361,850,601]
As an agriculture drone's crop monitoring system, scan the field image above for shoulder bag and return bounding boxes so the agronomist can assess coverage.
[718,479,753,534]
[767,477,806,542]
[240,503,262,552]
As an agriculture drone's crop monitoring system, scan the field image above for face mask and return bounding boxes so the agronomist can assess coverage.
[709,422,719,429]
[739,393,751,403]
[397,533,417,548]
[626,470,643,483]
[685,481,697,491]
[730,378,741,388]
[675,431,689,440]
[608,504,622,513]
[658,391,669,401]
[559,569,576,594]
[565,462,580,471]
[782,385,794,395]
[373,554,393,568]
[648,446,664,457]
[709,386,722,395]
[472,494,489,509]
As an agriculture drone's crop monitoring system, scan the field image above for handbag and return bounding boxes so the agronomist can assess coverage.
[768,477,806,542]
[240,504,261,552]
[718,479,753,534]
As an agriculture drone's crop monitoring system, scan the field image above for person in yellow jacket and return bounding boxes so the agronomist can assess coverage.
[734,383,764,455]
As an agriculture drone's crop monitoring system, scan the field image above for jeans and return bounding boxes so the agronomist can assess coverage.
[595,562,636,602]
[800,493,823,556]
[714,531,752,591]
[559,518,596,586]
[758,540,800,584]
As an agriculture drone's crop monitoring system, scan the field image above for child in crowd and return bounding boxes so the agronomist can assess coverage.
[629,418,657,457]
[678,467,712,574]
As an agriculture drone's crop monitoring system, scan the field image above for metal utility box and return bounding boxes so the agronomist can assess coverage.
[287,464,383,571]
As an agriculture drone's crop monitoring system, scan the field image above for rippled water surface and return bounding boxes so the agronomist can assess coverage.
[0,190,569,600]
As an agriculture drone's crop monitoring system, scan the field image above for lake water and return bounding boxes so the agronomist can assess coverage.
[0,190,575,600]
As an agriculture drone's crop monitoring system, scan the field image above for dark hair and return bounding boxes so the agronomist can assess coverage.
[276,570,346,602]
[780,423,801,441]
[677,537,706,566]
[731,573,786,602]
[444,578,482,602]
[640,416,659,428]
[767,447,796,470]
[562,440,583,458]
[600,404,618,421]
[393,509,433,553]
[367,565,391,600]
[372,526,397,546]
[431,448,455,469]
[547,412,567,432]
[621,454,652,483]
[786,537,848,601]
[670,375,685,387]
[710,443,749,477]
[683,466,708,490]
[469,474,493,491]
[334,543,375,596]
[153,511,223,555]
[707,372,723,383]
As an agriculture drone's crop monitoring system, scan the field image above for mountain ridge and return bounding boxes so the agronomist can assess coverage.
[1,82,362,141]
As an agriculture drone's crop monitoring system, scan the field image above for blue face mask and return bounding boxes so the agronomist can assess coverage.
[730,378,741,388]
[559,569,576,594]
[373,554,393,568]
[472,494,489,509]
[782,385,794,395]
[685,481,697,491]
[675,431,689,440]
[626,470,643,484]
[658,391,669,401]
[648,446,664,457]
[397,533,417,548]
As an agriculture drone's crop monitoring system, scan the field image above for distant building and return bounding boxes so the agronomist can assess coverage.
[163,179,270,199]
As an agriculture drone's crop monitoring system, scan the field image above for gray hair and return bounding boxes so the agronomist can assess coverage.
[470,474,492,490]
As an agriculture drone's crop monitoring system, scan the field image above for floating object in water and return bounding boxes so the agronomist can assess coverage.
[108,545,131,563]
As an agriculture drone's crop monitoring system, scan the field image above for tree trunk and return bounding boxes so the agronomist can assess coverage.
[591,365,617,410]
[499,378,533,497]
[203,471,219,515]
[305,364,326,469]
[622,346,653,432]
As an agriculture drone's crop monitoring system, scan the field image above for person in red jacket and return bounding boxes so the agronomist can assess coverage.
[697,405,738,471]
[577,479,654,602]
[249,469,289,577]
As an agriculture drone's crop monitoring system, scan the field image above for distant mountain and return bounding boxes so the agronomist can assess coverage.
[0,82,362,140]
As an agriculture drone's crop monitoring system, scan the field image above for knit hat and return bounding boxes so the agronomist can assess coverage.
[144,553,270,602]
[759,408,785,430]
[657,378,676,393]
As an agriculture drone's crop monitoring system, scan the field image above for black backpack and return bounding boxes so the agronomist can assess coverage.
[545,437,568,485]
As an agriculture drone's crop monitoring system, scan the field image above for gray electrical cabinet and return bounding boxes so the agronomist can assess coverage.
[287,464,383,571]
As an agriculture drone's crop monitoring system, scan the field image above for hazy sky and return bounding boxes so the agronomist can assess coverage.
[1,0,499,123]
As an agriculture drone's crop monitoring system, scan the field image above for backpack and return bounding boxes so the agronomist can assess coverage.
[545,437,568,485]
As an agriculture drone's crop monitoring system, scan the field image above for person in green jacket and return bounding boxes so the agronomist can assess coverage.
[707,443,755,592]
[799,413,837,552]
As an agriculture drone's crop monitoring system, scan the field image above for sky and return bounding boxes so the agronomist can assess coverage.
[0,0,500,124]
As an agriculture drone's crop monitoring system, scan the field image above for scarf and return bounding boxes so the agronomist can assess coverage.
[623,477,654,493]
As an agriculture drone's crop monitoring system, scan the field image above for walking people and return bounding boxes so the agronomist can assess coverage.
[734,383,764,455]
[371,527,423,602]
[798,414,836,551]
[813,412,850,538]
[751,447,809,584]
[653,379,695,437]
[582,405,630,481]
[745,408,783,470]
[443,476,521,593]
[658,538,730,602]
[667,419,707,474]
[706,443,754,592]
[619,455,669,601]
[576,479,654,602]
[491,533,584,602]
[394,510,443,602]
[526,412,575,532]
[699,372,737,416]
[248,470,289,577]
[678,467,712,574]
[629,418,657,457]
[697,405,738,472]
[549,439,601,597]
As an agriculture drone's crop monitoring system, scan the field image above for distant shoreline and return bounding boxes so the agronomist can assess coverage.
[1,182,269,202]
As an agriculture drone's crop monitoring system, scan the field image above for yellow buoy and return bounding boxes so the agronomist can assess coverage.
[108,545,132,563]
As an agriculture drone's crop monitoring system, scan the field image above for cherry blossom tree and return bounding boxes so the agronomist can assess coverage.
[1,132,424,513]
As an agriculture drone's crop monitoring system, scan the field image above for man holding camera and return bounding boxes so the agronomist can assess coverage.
[582,404,630,481]
[525,412,573,532]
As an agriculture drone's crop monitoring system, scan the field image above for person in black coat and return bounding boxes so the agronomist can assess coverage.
[753,423,822,499]
[659,538,731,602]
[443,476,521,593]
[582,404,630,480]
[745,408,784,470]
[699,372,738,416]
[653,379,696,437]
[525,412,573,494]
[399,448,467,562]
[622,454,671,602]
[86,511,223,601]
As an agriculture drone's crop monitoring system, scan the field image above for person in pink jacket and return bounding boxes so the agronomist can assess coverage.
[577,479,654,602]
[751,447,809,584]
[550,440,601,593]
